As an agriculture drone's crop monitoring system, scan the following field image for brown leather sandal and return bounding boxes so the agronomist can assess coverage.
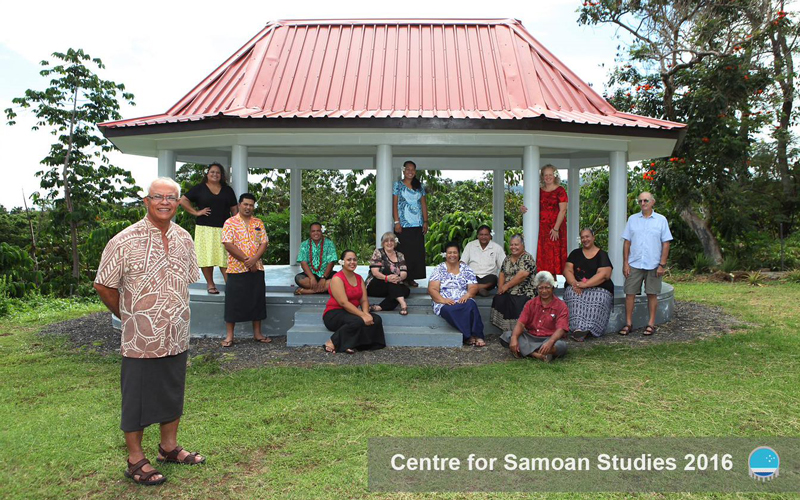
[157,444,205,465]
[124,458,166,486]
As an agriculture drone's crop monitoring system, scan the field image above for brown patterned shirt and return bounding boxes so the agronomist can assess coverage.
[95,217,200,358]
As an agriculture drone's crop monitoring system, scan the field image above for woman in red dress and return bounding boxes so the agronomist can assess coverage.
[537,165,568,276]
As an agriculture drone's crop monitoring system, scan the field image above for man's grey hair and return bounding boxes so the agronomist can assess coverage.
[533,271,556,289]
[640,191,655,203]
[147,177,181,197]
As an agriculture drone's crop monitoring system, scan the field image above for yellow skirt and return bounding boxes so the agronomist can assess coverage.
[194,225,228,268]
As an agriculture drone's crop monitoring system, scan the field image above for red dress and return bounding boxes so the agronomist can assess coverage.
[537,186,568,276]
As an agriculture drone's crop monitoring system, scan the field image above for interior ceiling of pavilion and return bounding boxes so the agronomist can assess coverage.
[100,18,684,131]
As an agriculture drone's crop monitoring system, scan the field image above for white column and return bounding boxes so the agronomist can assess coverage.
[492,169,505,245]
[157,150,176,179]
[522,146,540,258]
[231,145,248,197]
[376,145,393,247]
[609,150,628,285]
[289,168,302,267]
[567,167,581,254]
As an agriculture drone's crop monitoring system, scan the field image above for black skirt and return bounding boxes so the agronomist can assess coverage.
[120,350,188,432]
[323,309,386,352]
[225,270,267,323]
[396,226,426,280]
[490,294,533,331]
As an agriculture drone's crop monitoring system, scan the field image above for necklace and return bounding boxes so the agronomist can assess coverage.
[309,238,325,273]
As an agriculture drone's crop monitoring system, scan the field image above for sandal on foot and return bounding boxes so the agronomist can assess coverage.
[157,445,205,465]
[369,305,382,312]
[407,280,419,287]
[473,338,486,347]
[253,337,272,344]
[345,349,356,354]
[124,458,166,486]
[570,330,588,342]
[618,324,632,336]
[643,325,656,336]
[207,286,220,295]
[220,339,234,347]
[323,342,335,353]
[399,307,408,316]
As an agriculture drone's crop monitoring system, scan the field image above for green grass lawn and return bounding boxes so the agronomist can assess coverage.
[0,283,798,499]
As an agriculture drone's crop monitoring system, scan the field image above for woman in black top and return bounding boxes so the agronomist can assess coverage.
[179,163,238,294]
[562,228,614,341]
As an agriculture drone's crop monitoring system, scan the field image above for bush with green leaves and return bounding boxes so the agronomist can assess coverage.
[692,253,713,274]
[425,211,492,265]
[0,242,41,301]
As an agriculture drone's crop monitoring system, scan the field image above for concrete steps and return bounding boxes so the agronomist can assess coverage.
[286,306,465,347]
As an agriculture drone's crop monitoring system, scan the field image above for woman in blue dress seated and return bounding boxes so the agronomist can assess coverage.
[427,241,486,346]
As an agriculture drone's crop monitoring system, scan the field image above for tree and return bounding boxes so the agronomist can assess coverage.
[5,48,137,283]
[580,0,798,264]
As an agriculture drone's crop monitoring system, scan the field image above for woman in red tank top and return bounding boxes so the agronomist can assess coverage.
[322,250,386,353]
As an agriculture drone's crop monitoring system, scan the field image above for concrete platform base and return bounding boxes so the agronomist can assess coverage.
[113,265,674,344]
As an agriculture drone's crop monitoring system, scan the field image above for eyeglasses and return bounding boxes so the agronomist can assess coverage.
[147,195,180,203]
[637,199,651,204]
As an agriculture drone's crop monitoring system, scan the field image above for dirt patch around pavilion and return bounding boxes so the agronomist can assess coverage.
[40,301,748,370]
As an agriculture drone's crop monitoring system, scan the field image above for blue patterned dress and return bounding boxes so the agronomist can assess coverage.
[429,262,484,340]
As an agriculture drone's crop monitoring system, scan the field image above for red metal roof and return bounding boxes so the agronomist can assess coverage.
[100,19,684,130]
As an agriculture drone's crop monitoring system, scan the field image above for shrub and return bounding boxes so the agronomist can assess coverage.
[692,253,713,274]
[784,269,800,283]
[261,212,318,265]
[746,270,765,286]
[425,211,491,265]
[719,255,740,273]
[0,242,40,299]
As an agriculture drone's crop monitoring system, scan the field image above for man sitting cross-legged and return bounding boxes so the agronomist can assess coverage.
[294,222,338,294]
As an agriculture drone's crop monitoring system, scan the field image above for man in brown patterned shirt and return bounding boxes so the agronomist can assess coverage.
[94,178,205,486]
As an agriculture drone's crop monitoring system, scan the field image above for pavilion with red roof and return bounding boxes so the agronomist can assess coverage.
[100,18,685,288]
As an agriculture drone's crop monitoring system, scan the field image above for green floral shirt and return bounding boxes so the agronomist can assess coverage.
[297,237,338,277]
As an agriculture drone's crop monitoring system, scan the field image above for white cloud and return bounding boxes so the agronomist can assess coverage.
[1,0,621,207]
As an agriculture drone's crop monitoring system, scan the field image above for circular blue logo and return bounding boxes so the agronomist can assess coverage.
[749,446,780,481]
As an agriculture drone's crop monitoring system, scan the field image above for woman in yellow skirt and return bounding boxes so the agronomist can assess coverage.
[179,163,238,294]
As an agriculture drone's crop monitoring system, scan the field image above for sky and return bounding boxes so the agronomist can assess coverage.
[0,0,624,209]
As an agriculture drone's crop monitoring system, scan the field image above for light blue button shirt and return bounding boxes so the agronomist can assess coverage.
[621,211,673,270]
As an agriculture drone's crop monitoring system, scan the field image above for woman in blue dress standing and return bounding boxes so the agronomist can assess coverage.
[393,160,428,287]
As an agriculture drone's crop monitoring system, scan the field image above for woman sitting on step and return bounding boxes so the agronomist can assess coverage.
[322,250,386,354]
[366,232,411,315]
[428,241,486,347]
[490,234,536,332]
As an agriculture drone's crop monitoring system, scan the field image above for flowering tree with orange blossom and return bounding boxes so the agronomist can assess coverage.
[579,0,798,266]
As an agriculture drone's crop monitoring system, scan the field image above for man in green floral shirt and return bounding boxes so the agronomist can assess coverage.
[294,222,339,294]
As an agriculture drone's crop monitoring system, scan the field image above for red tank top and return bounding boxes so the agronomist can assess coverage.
[323,271,363,315]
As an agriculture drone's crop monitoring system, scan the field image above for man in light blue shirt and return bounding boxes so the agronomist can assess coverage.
[619,191,672,336]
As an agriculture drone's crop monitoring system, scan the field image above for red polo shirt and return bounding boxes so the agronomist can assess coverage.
[518,296,570,337]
